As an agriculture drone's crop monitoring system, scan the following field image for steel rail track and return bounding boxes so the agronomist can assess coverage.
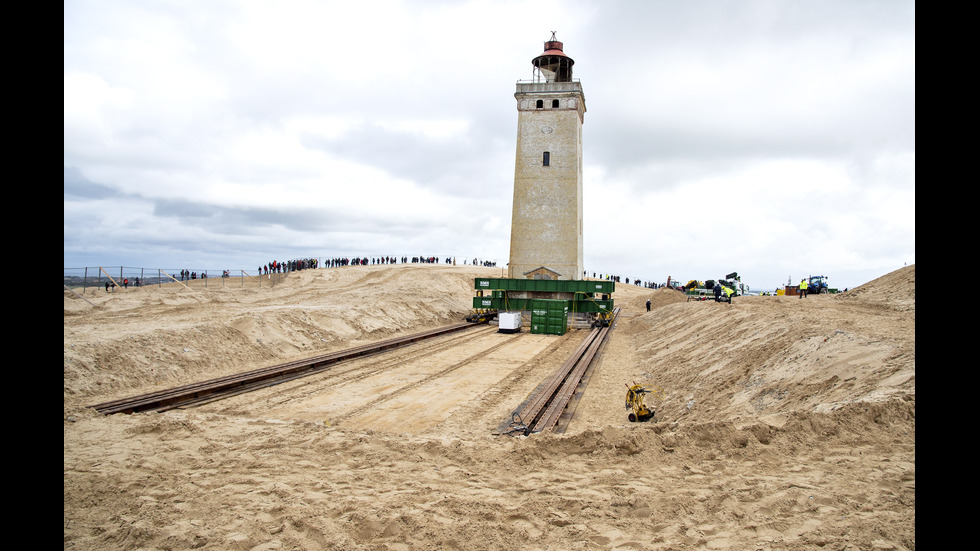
[504,307,620,435]
[89,321,487,415]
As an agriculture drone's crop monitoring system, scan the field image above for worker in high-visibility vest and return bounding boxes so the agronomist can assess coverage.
[799,278,808,299]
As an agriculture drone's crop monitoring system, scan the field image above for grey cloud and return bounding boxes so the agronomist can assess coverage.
[64,167,125,200]
[302,120,513,199]
[151,196,453,238]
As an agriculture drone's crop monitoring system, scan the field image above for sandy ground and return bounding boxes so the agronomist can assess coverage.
[64,264,915,550]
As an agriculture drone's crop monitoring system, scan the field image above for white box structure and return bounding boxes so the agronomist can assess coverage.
[498,312,522,333]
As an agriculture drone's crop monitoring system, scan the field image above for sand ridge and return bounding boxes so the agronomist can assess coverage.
[64,263,914,550]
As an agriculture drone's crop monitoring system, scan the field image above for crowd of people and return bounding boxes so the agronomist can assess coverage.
[178,269,207,280]
[249,259,651,286]
[103,277,142,291]
[587,272,663,288]
[168,258,664,288]
[253,255,478,273]
[253,255,503,272]
[258,258,320,274]
[99,255,505,292]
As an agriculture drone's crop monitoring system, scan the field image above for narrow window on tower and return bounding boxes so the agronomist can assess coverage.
[543,151,550,166]
[552,99,560,108]
[536,100,543,109]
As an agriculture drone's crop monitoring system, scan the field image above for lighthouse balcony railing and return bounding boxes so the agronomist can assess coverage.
[515,80,582,93]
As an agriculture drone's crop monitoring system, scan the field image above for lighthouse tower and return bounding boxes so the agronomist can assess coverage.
[507,33,586,281]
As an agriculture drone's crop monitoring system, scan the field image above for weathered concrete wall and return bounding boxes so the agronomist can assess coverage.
[508,84,585,280]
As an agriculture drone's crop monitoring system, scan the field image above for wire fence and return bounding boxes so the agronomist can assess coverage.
[64,256,505,294]
[63,266,288,292]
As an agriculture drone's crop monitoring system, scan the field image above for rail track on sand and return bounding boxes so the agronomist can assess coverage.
[89,321,486,415]
[497,307,620,436]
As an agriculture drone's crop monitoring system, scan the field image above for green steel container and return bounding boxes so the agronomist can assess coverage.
[530,299,568,335]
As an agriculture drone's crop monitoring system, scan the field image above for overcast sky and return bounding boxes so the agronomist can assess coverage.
[64,0,914,291]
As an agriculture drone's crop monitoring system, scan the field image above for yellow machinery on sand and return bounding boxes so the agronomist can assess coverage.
[465,310,495,323]
[624,383,661,422]
[593,310,614,327]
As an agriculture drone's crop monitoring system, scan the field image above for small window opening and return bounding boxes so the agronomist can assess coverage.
[543,151,550,166]
[552,99,560,108]
[535,99,543,109]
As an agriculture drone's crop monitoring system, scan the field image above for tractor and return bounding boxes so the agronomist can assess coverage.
[807,275,830,295]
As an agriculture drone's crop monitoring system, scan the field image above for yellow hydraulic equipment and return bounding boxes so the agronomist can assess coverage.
[594,310,614,327]
[465,310,495,323]
[624,383,660,422]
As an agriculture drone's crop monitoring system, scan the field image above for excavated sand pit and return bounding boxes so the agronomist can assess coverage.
[65,263,915,550]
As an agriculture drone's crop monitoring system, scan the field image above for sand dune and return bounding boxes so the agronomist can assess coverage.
[64,263,914,550]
